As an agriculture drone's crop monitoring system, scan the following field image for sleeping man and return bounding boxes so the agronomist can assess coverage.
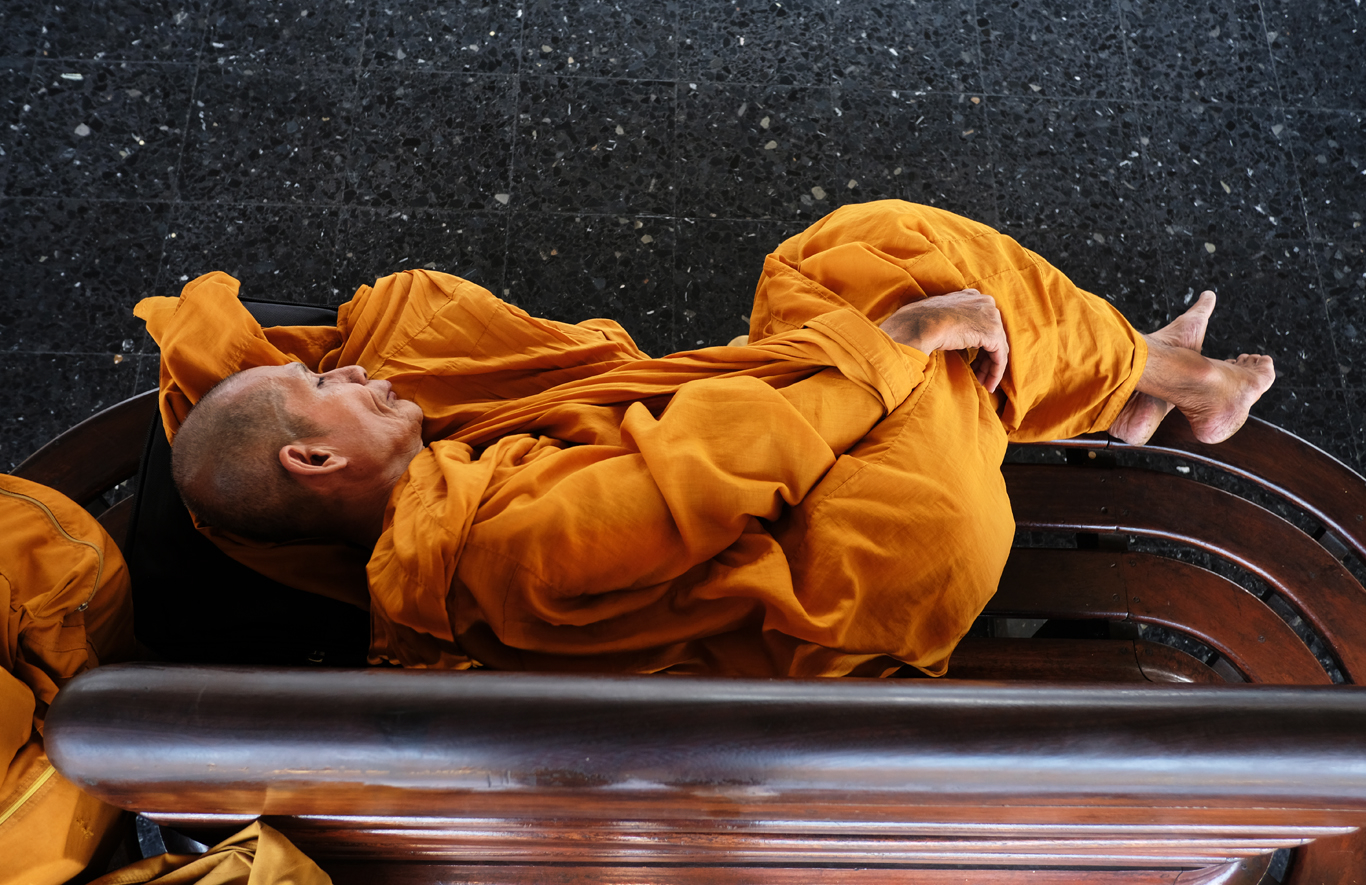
[137,201,1275,678]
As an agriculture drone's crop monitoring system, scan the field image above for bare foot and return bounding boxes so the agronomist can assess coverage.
[1152,290,1217,352]
[1179,353,1277,444]
[1108,291,1217,444]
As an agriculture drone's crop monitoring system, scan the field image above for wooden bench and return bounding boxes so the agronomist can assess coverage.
[18,390,1366,883]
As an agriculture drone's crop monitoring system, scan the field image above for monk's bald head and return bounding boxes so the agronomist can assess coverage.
[171,370,327,541]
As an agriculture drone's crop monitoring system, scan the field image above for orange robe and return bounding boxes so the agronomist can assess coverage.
[0,475,138,885]
[136,201,1145,678]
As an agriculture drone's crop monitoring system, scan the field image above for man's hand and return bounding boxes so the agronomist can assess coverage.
[879,288,1010,393]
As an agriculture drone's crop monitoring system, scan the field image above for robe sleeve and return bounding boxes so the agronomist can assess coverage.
[133,272,340,442]
[452,375,840,637]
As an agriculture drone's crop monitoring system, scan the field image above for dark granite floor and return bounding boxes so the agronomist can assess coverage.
[1,0,1363,473]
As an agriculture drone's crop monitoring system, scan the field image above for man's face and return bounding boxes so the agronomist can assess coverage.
[234,362,424,474]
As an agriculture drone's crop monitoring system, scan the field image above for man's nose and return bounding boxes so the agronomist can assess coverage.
[325,365,368,383]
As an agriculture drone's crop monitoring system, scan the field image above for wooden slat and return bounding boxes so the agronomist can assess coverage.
[1047,416,1366,564]
[947,638,1220,683]
[1133,642,1225,684]
[1004,465,1366,683]
[991,549,1331,685]
[321,856,1272,885]
[96,495,135,552]
[268,814,1302,865]
[11,388,156,505]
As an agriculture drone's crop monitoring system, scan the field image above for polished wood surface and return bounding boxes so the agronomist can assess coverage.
[1058,415,1366,563]
[50,665,1366,811]
[321,855,1272,885]
[1006,464,1366,682]
[946,637,1221,683]
[1287,828,1366,885]
[992,549,1331,684]
[12,388,156,507]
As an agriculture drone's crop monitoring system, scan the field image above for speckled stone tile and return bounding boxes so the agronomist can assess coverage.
[364,0,522,74]
[1284,109,1366,244]
[1007,229,1173,333]
[676,80,836,220]
[0,0,48,60]
[42,0,211,63]
[1160,234,1330,386]
[1144,103,1304,240]
[675,216,808,349]
[679,0,833,86]
[158,202,340,307]
[513,75,674,215]
[1258,386,1363,473]
[0,352,142,471]
[8,60,192,200]
[0,63,32,186]
[830,88,995,225]
[205,0,367,69]
[504,212,676,357]
[831,0,978,93]
[1263,0,1366,111]
[335,208,508,297]
[1322,241,1366,385]
[989,97,1151,234]
[1120,0,1279,106]
[523,0,677,80]
[346,70,513,212]
[977,0,1131,100]
[0,198,169,352]
[179,66,352,204]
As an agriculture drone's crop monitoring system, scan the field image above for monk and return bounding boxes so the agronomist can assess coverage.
[138,200,1275,679]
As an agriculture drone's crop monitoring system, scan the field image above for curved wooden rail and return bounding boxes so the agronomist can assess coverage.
[992,549,1331,685]
[50,663,1366,830]
[1048,415,1366,562]
[1005,464,1366,683]
[11,388,157,506]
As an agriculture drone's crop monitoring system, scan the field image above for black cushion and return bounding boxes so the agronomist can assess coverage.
[125,298,371,666]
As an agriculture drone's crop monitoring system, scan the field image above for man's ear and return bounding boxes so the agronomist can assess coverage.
[279,443,349,477]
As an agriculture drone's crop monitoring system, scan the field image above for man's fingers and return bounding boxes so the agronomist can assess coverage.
[973,342,1007,393]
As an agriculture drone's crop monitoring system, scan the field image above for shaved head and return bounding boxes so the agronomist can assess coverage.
[171,371,328,541]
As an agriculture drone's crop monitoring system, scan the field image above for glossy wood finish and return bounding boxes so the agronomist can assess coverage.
[947,637,1222,683]
[44,664,1366,872]
[264,812,1309,866]
[1057,415,1366,562]
[1005,464,1366,682]
[1287,828,1366,885]
[321,855,1272,885]
[12,388,156,508]
[991,549,1331,684]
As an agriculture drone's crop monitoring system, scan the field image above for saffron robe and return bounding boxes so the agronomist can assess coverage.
[136,201,1146,678]
[0,475,138,885]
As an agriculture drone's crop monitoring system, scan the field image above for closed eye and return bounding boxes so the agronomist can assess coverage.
[316,375,325,389]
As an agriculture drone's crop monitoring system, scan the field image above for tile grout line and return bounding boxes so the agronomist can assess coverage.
[498,3,527,304]
[1252,1,1362,462]
[327,0,373,302]
[1115,0,1175,323]
[132,0,218,390]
